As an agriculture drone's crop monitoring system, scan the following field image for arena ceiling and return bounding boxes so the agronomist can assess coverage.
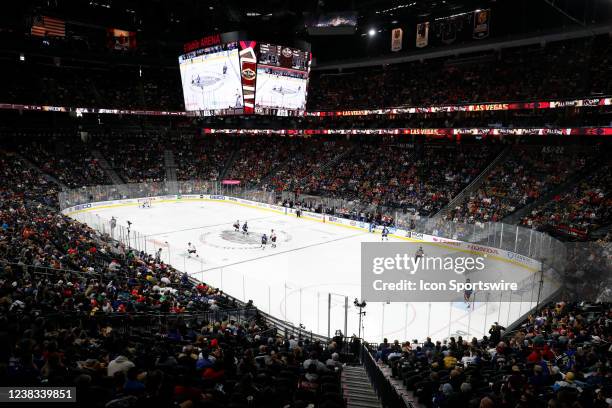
[2,0,611,63]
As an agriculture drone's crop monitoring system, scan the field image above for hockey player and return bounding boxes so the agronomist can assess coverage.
[270,229,277,248]
[369,221,376,233]
[187,242,198,258]
[261,233,268,249]
[415,246,425,261]
[233,220,240,232]
[381,226,389,241]
[242,221,249,235]
[110,217,117,239]
[464,278,473,309]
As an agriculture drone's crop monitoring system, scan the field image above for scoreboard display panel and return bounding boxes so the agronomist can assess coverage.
[179,35,311,115]
[255,42,311,112]
[258,43,310,71]
[179,43,243,111]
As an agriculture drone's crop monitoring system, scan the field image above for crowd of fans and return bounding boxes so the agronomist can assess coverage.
[0,151,59,208]
[15,136,109,189]
[95,134,167,183]
[520,163,611,239]
[0,133,610,408]
[446,146,597,225]
[1,61,183,111]
[300,142,501,216]
[2,134,610,241]
[268,139,352,194]
[376,301,610,408]
[225,138,298,187]
[1,142,350,408]
[2,36,609,113]
[308,35,612,110]
[173,136,233,182]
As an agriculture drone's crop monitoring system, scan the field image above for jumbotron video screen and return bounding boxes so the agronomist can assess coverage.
[178,42,243,111]
[178,37,311,114]
[255,43,310,111]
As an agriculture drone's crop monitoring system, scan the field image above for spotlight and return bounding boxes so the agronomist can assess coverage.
[368,28,376,37]
[19,53,25,61]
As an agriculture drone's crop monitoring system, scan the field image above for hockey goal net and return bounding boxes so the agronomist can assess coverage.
[138,198,153,208]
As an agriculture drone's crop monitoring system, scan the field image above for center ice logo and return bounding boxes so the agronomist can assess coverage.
[191,72,223,89]
[199,228,292,250]
[220,230,262,245]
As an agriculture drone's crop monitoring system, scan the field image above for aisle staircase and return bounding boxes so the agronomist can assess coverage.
[296,145,355,186]
[255,143,316,190]
[219,148,239,180]
[91,149,125,185]
[432,146,511,219]
[342,365,383,408]
[164,149,178,193]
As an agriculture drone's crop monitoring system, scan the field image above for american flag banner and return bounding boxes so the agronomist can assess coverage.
[31,16,65,38]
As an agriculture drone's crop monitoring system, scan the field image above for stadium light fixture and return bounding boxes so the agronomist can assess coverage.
[368,28,376,36]
[19,53,25,61]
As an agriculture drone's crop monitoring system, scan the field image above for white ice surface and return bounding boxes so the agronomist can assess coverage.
[72,200,538,343]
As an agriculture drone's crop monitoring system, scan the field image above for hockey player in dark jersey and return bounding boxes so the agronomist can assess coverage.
[242,221,249,235]
[261,233,268,249]
[464,278,473,309]
[381,226,389,241]
[415,246,425,261]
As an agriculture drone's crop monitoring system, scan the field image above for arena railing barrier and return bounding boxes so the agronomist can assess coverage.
[58,180,566,343]
[280,191,566,272]
[3,95,610,118]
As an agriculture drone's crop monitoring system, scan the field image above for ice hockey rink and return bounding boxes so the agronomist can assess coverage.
[69,199,548,343]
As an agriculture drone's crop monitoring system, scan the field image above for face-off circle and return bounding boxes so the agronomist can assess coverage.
[190,72,224,91]
[199,229,292,250]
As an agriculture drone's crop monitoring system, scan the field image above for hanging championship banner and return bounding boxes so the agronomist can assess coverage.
[473,9,491,39]
[391,28,403,52]
[416,22,429,48]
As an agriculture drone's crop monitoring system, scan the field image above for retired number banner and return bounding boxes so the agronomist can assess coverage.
[416,22,429,48]
[473,9,491,39]
[391,28,403,52]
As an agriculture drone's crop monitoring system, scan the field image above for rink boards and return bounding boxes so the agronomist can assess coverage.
[62,194,558,342]
[63,193,541,273]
